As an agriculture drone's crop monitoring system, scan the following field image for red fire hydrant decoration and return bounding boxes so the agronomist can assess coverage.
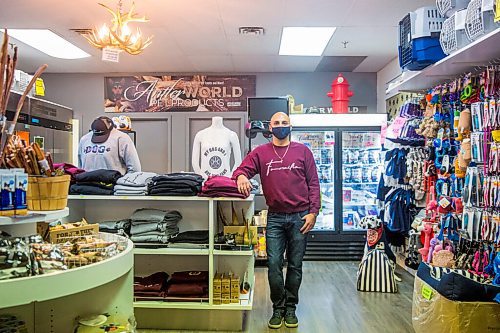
[327,73,354,114]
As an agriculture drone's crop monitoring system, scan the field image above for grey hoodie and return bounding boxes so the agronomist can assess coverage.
[78,128,141,175]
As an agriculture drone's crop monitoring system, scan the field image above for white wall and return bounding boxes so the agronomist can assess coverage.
[376,57,401,113]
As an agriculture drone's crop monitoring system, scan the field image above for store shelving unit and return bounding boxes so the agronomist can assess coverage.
[0,232,134,333]
[67,195,256,331]
[134,247,209,255]
[386,28,500,95]
[0,208,69,226]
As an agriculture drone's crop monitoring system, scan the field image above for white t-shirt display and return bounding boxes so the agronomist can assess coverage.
[192,117,242,178]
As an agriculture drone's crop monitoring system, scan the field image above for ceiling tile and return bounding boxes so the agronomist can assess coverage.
[323,26,398,57]
[218,0,286,33]
[315,56,367,72]
[352,55,395,72]
[0,0,436,73]
[226,28,281,56]
[282,0,356,27]
[187,55,234,72]
[232,55,276,72]
[274,56,322,72]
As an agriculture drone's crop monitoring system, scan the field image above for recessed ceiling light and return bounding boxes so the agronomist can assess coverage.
[279,27,336,56]
[7,29,91,59]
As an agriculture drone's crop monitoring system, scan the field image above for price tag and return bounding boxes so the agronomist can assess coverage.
[102,47,120,63]
[386,117,406,139]
[439,196,451,209]
[442,182,449,196]
[380,121,388,145]
[422,284,433,300]
[35,78,45,96]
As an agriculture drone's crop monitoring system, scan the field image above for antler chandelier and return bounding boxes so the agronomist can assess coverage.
[83,0,153,55]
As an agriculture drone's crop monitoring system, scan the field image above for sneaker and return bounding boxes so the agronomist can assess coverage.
[268,309,284,329]
[284,309,299,328]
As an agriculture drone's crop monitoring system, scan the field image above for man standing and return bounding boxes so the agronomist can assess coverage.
[233,112,320,329]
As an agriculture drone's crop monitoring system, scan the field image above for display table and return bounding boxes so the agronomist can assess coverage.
[0,233,134,333]
[68,195,256,331]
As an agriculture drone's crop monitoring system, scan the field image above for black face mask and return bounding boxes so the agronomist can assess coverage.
[271,126,291,140]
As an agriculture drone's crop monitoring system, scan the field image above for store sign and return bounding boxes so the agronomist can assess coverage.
[303,106,369,114]
[104,75,256,113]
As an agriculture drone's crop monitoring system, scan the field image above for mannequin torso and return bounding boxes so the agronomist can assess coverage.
[192,117,242,178]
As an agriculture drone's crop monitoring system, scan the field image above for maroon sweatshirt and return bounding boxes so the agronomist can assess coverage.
[233,142,321,214]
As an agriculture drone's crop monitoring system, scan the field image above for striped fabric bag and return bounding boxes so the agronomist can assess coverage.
[357,247,398,293]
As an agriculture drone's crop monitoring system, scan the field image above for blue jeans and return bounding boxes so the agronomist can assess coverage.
[266,210,308,311]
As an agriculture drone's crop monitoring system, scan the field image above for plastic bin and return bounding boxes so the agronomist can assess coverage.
[437,0,471,17]
[465,0,499,40]
[408,7,446,39]
[399,6,447,70]
[440,9,469,54]
[399,36,447,70]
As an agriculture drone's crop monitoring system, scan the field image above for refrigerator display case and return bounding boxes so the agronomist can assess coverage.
[291,131,336,231]
[341,131,382,231]
[290,114,386,257]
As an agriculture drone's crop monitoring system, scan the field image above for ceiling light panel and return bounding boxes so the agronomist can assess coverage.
[279,27,336,56]
[7,29,91,59]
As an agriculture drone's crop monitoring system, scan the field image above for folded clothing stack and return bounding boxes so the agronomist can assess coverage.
[166,270,209,300]
[98,219,131,235]
[148,173,203,196]
[54,163,85,183]
[168,230,210,248]
[199,176,247,198]
[114,171,158,196]
[69,169,122,195]
[129,208,182,244]
[134,272,168,301]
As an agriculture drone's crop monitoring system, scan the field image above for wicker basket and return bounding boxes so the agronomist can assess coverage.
[27,175,70,211]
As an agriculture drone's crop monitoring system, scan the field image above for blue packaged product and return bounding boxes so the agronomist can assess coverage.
[15,172,28,215]
[1,172,16,216]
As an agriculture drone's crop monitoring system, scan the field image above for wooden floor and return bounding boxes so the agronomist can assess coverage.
[139,261,415,333]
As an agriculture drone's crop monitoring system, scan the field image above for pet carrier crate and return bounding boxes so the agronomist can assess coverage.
[399,7,447,70]
[437,0,471,17]
[440,9,469,54]
[465,0,498,41]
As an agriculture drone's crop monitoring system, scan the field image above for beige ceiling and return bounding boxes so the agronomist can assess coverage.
[0,0,435,73]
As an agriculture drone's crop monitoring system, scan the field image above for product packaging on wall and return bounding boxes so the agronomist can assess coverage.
[381,64,500,309]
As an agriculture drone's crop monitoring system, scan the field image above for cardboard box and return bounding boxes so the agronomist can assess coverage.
[412,277,500,333]
[49,223,99,243]
[231,294,240,304]
[221,274,231,294]
[213,273,222,305]
[230,275,240,294]
[231,275,241,304]
[223,226,258,245]
[37,222,50,241]
[221,273,231,304]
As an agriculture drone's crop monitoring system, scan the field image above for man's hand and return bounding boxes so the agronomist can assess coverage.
[236,175,252,197]
[300,213,317,234]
